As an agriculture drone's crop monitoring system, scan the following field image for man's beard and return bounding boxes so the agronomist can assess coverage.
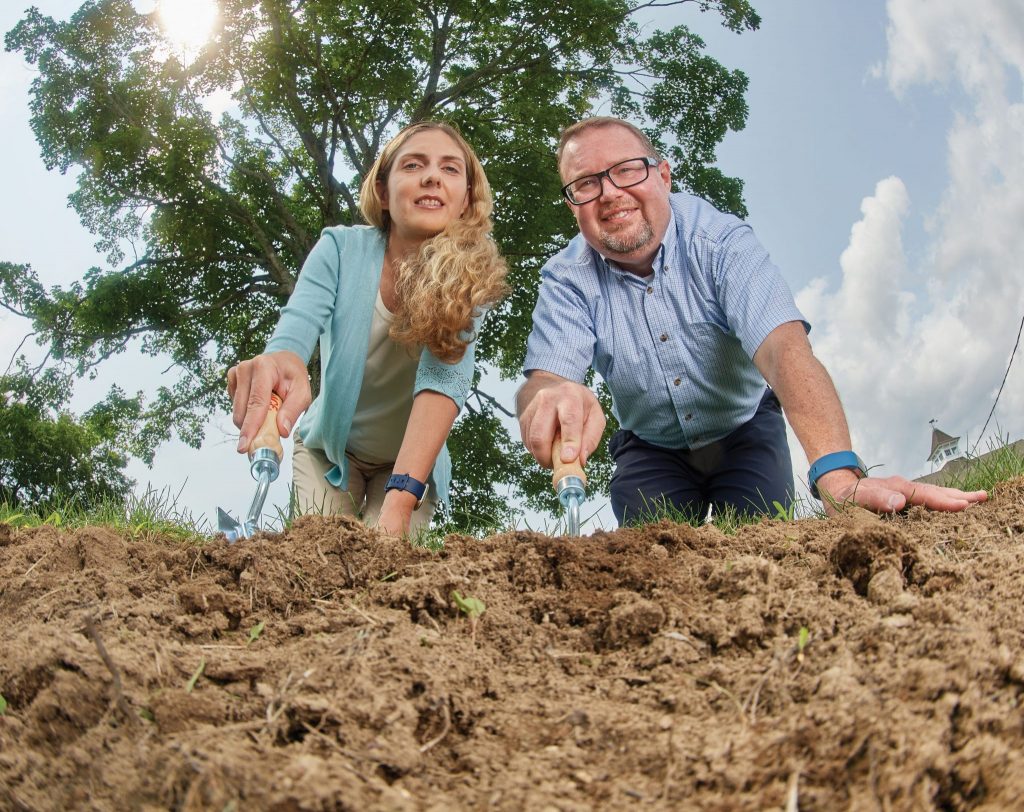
[599,217,654,255]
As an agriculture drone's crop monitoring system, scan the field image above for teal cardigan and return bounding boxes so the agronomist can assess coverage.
[265,225,479,506]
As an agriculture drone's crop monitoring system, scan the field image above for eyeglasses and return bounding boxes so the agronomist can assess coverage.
[561,156,660,205]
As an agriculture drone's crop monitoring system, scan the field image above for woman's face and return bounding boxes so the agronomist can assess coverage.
[378,129,471,243]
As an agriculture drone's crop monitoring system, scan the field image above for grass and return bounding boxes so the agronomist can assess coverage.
[623,491,820,534]
[4,437,1021,543]
[939,436,1024,493]
[0,485,209,543]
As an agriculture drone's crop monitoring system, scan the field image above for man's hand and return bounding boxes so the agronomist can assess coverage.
[516,371,605,468]
[227,350,311,453]
[816,468,988,515]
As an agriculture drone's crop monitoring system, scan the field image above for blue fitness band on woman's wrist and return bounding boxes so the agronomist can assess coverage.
[807,451,867,499]
[385,473,429,509]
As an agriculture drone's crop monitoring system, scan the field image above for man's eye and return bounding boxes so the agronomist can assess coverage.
[575,177,597,190]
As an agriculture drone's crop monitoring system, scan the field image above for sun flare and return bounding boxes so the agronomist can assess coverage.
[156,0,218,55]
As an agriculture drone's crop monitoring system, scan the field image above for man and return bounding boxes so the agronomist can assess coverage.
[517,116,986,524]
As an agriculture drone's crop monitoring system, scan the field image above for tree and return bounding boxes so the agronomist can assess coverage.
[3,0,758,530]
[0,361,133,509]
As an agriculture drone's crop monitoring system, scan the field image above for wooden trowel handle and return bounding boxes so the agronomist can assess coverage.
[249,392,284,461]
[551,433,587,490]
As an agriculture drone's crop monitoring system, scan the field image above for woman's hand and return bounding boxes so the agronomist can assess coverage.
[227,351,311,453]
[375,489,418,537]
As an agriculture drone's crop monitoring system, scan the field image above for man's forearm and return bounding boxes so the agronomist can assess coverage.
[753,322,858,488]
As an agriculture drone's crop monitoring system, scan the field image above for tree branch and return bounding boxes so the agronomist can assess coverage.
[472,387,515,418]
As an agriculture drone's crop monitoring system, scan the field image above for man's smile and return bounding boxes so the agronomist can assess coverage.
[601,206,637,224]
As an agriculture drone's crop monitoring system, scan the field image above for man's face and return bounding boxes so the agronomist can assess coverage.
[559,125,672,274]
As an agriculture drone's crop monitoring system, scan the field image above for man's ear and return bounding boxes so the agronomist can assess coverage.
[658,160,672,189]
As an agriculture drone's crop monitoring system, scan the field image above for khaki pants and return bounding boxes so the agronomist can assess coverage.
[291,433,437,533]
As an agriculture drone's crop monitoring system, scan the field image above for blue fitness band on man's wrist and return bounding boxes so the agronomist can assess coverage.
[807,451,868,499]
[385,473,429,509]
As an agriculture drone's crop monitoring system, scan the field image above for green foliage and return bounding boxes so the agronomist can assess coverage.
[0,363,133,510]
[0,694,7,715]
[4,0,758,531]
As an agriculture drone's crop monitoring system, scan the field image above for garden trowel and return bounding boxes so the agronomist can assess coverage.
[551,433,587,537]
[217,393,284,542]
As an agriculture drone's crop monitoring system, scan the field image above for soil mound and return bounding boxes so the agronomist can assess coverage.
[3,480,1024,810]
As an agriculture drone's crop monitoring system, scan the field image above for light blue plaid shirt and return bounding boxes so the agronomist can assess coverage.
[524,192,808,450]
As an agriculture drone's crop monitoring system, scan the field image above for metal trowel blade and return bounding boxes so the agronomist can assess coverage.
[217,507,244,538]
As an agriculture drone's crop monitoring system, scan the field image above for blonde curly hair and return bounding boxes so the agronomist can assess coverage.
[359,122,508,363]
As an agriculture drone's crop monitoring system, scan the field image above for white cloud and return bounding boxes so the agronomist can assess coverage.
[883,0,1024,102]
[794,0,1024,486]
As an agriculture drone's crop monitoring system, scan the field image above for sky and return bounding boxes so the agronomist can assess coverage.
[2,0,1023,533]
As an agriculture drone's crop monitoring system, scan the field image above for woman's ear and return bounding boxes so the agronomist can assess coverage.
[376,178,389,211]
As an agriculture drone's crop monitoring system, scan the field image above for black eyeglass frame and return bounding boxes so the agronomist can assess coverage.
[561,156,661,205]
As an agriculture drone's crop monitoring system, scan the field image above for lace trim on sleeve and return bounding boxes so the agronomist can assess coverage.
[415,359,472,408]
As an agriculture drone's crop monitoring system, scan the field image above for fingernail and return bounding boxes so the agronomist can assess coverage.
[563,445,576,459]
[887,495,900,511]
[282,416,292,433]
[237,435,248,453]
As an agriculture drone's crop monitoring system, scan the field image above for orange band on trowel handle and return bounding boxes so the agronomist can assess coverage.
[551,433,587,492]
[249,392,284,461]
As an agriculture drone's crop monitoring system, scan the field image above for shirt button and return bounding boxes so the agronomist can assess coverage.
[646,286,653,294]
[685,413,693,421]
[673,378,681,386]
[660,333,668,342]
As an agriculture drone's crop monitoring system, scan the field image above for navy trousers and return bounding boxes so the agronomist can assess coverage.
[609,389,794,526]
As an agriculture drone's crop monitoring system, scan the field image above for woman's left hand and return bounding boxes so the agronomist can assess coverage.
[375,490,417,537]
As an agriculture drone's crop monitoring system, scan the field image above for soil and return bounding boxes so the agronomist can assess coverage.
[3,480,1024,811]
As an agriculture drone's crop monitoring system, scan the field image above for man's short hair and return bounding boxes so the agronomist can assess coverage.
[556,117,662,172]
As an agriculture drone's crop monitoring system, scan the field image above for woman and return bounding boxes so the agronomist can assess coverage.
[227,122,508,535]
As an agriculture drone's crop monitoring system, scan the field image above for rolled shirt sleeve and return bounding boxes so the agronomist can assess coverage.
[524,256,597,383]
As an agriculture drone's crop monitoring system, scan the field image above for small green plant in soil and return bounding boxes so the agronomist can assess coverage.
[796,626,810,664]
[248,621,266,645]
[772,499,796,521]
[451,590,486,643]
[185,658,206,693]
[0,694,7,715]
